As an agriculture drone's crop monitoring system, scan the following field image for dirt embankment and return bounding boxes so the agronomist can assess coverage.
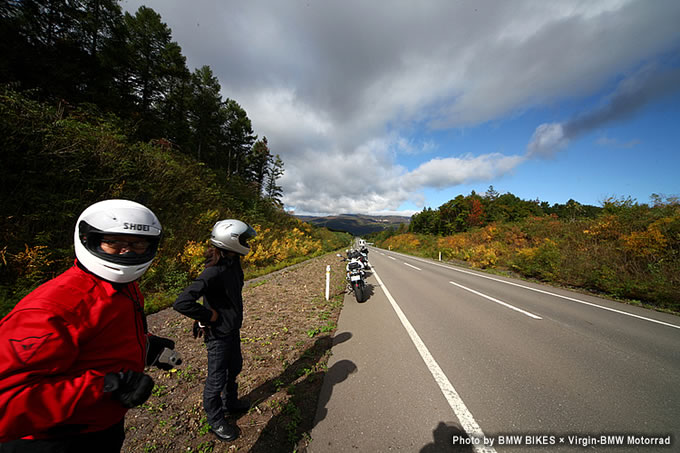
[122,252,348,453]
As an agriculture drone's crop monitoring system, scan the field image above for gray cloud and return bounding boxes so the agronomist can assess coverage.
[122,0,680,214]
[596,136,641,148]
[527,64,680,157]
[565,66,680,137]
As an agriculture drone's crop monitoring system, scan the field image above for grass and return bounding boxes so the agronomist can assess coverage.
[121,251,349,452]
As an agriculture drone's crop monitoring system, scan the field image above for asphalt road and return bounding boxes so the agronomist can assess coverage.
[308,247,680,452]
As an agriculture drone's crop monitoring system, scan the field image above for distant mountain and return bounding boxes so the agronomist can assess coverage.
[296,214,410,236]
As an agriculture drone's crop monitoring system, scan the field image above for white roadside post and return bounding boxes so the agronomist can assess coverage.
[439,251,442,261]
[325,265,331,300]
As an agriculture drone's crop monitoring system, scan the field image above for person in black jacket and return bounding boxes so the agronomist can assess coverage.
[173,219,256,442]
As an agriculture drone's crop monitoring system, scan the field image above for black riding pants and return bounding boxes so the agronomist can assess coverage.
[0,419,125,453]
[204,332,243,427]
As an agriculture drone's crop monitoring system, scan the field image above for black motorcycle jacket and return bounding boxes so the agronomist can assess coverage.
[173,256,244,337]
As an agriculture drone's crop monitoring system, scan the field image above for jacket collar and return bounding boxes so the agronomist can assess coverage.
[74,259,128,297]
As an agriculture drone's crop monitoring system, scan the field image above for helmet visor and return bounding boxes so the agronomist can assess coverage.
[238,225,257,249]
[80,221,160,266]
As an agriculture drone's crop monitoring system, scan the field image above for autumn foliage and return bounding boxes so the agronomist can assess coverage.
[378,197,680,312]
[0,89,352,316]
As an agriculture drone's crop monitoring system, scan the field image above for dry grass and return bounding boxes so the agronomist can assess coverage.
[122,252,348,453]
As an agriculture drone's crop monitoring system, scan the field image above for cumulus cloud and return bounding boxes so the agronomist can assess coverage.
[122,0,680,214]
[282,147,525,215]
[403,154,526,191]
[527,123,569,158]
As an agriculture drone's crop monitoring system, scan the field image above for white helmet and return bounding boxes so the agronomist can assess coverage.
[74,199,162,283]
[210,219,256,256]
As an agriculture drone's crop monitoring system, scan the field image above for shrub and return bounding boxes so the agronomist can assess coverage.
[511,238,561,280]
[378,199,679,311]
[468,245,498,269]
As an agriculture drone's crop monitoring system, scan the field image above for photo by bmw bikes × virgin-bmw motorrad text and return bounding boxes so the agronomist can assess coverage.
[337,249,368,302]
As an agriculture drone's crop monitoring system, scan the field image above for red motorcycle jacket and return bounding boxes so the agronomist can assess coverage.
[0,262,148,442]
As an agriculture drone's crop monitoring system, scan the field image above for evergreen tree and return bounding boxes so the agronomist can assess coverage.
[74,0,124,57]
[188,65,224,164]
[410,207,440,235]
[265,154,285,207]
[1,0,97,101]
[157,45,191,149]
[222,99,256,177]
[439,195,469,234]
[0,0,288,220]
[79,0,126,107]
[246,137,272,195]
[123,6,178,138]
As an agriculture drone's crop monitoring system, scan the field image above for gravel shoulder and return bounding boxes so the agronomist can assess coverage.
[122,252,348,453]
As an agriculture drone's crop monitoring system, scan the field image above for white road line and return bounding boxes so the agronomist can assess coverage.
[404,262,421,271]
[388,256,396,260]
[372,268,496,453]
[385,251,680,331]
[449,281,542,320]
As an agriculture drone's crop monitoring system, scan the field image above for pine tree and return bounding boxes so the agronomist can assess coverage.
[222,99,256,177]
[246,137,272,195]
[265,154,285,207]
[123,6,179,138]
[188,65,224,163]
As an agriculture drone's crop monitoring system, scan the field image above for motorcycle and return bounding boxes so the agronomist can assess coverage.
[346,248,370,270]
[338,251,367,302]
[358,246,370,270]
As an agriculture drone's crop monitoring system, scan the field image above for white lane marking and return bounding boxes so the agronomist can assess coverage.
[372,268,496,453]
[385,251,680,331]
[404,262,421,271]
[388,256,396,260]
[449,281,542,320]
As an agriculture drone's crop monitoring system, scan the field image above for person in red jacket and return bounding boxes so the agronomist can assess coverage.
[0,199,178,452]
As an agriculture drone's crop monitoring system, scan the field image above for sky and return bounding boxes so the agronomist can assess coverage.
[122,0,680,217]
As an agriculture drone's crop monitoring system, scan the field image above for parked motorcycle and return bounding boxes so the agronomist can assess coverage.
[337,251,367,302]
[358,246,370,269]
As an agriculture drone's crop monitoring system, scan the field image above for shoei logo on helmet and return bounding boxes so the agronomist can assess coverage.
[124,222,151,232]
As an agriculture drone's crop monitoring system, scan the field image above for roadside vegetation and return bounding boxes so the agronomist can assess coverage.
[370,189,680,313]
[0,6,356,449]
[0,1,354,317]
[0,87,352,317]
[122,252,349,452]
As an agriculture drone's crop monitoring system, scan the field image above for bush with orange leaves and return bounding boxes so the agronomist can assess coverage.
[376,205,679,311]
[511,238,560,280]
[173,221,334,280]
[243,225,324,269]
[582,214,622,241]
[468,244,498,269]
[436,235,468,261]
[9,245,55,281]
[1,245,57,314]
[382,233,421,252]
[178,240,210,279]
[621,217,673,258]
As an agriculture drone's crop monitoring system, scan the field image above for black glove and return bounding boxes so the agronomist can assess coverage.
[103,370,154,408]
[147,335,176,370]
[192,320,211,339]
